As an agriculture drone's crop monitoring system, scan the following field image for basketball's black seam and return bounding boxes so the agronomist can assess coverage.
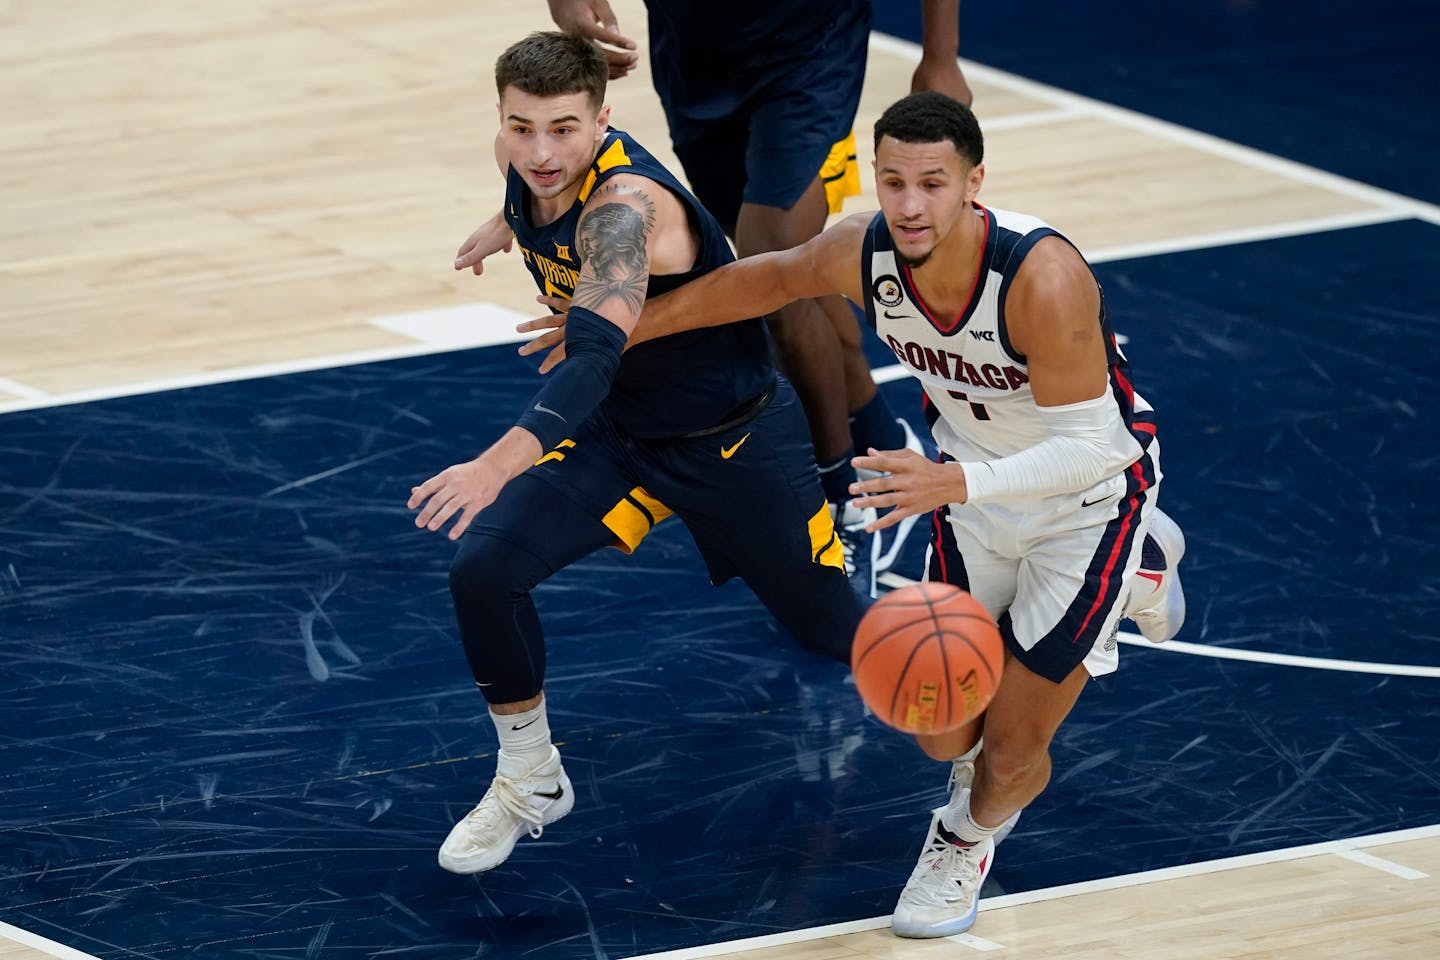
[888,632,934,726]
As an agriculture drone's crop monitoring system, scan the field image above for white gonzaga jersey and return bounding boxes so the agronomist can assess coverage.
[860,204,1157,469]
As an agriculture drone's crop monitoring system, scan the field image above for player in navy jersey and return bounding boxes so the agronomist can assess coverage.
[521,92,1187,938]
[409,32,866,876]
[478,0,973,594]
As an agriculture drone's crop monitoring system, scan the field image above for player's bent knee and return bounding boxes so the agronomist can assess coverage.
[448,532,543,604]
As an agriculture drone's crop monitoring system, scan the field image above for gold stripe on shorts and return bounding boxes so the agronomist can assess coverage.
[602,486,674,554]
[820,131,861,215]
[807,501,845,570]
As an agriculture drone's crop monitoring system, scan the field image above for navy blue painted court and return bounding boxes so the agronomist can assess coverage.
[3,3,1439,958]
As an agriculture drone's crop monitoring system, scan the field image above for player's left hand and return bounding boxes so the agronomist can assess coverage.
[408,457,507,540]
[850,446,969,532]
[911,57,973,107]
[515,295,571,373]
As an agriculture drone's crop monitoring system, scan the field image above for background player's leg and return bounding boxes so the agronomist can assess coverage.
[648,381,869,663]
[735,180,853,479]
[440,446,640,875]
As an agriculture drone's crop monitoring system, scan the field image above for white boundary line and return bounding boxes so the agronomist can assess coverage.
[0,376,51,401]
[1115,633,1440,679]
[617,823,1440,960]
[0,303,536,417]
[879,569,1440,679]
[0,921,105,960]
[868,34,1440,225]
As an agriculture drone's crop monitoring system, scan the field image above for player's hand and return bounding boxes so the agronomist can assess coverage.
[849,447,968,532]
[454,215,514,276]
[516,295,570,373]
[408,457,506,540]
[547,0,639,79]
[911,57,973,107]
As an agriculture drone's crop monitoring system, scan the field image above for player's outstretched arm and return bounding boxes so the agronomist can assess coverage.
[634,213,869,344]
[411,175,663,539]
[454,134,516,276]
[515,213,870,370]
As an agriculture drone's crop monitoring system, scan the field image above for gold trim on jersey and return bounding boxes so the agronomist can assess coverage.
[534,438,576,466]
[808,502,845,570]
[821,131,860,215]
[578,137,634,205]
[603,486,673,554]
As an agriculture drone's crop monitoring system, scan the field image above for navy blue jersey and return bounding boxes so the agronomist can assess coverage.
[504,128,773,439]
[646,0,869,56]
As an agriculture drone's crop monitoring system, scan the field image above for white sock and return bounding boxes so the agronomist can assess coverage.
[943,789,1003,846]
[490,698,552,776]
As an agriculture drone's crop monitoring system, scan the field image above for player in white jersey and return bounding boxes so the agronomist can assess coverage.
[518,91,1186,939]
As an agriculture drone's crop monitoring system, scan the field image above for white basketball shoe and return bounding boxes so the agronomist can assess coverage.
[1127,508,1187,643]
[437,746,574,874]
[891,792,996,939]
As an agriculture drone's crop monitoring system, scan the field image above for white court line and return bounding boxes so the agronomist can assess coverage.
[1116,634,1440,679]
[879,570,1440,679]
[973,105,1085,131]
[1083,207,1414,263]
[616,823,1440,960]
[1330,846,1429,881]
[0,303,535,416]
[869,34,1440,225]
[0,921,104,960]
[0,376,51,401]
[946,931,1006,951]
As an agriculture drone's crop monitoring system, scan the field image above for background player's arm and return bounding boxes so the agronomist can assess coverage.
[913,1,972,105]
[852,238,1140,529]
[453,133,515,276]
[547,0,638,79]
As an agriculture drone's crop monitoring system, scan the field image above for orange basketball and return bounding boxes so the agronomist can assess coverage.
[851,582,1004,735]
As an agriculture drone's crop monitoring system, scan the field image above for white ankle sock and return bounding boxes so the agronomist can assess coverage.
[944,789,1003,846]
[490,698,552,775]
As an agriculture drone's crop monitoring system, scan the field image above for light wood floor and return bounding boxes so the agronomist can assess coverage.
[2,1,1434,958]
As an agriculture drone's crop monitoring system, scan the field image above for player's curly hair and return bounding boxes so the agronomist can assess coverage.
[495,31,608,108]
[874,92,984,167]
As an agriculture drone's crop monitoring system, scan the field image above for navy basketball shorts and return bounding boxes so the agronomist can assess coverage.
[470,378,866,660]
[647,5,870,231]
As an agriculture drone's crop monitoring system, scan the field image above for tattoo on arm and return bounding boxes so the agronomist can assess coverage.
[572,184,655,315]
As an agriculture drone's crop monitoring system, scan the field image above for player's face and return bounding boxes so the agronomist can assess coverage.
[873,137,984,267]
[498,87,610,201]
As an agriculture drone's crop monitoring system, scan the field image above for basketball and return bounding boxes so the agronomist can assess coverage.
[851,582,1004,735]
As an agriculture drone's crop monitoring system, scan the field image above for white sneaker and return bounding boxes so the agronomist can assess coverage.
[437,746,574,874]
[891,797,995,939]
[948,755,1021,847]
[831,499,880,598]
[1127,508,1187,643]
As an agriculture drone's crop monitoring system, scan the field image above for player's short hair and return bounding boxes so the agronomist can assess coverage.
[495,31,608,109]
[873,92,984,168]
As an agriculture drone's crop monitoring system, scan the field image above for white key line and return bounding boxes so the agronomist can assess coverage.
[867,33,1440,224]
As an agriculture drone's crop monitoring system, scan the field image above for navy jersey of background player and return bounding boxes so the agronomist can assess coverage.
[503,128,773,439]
